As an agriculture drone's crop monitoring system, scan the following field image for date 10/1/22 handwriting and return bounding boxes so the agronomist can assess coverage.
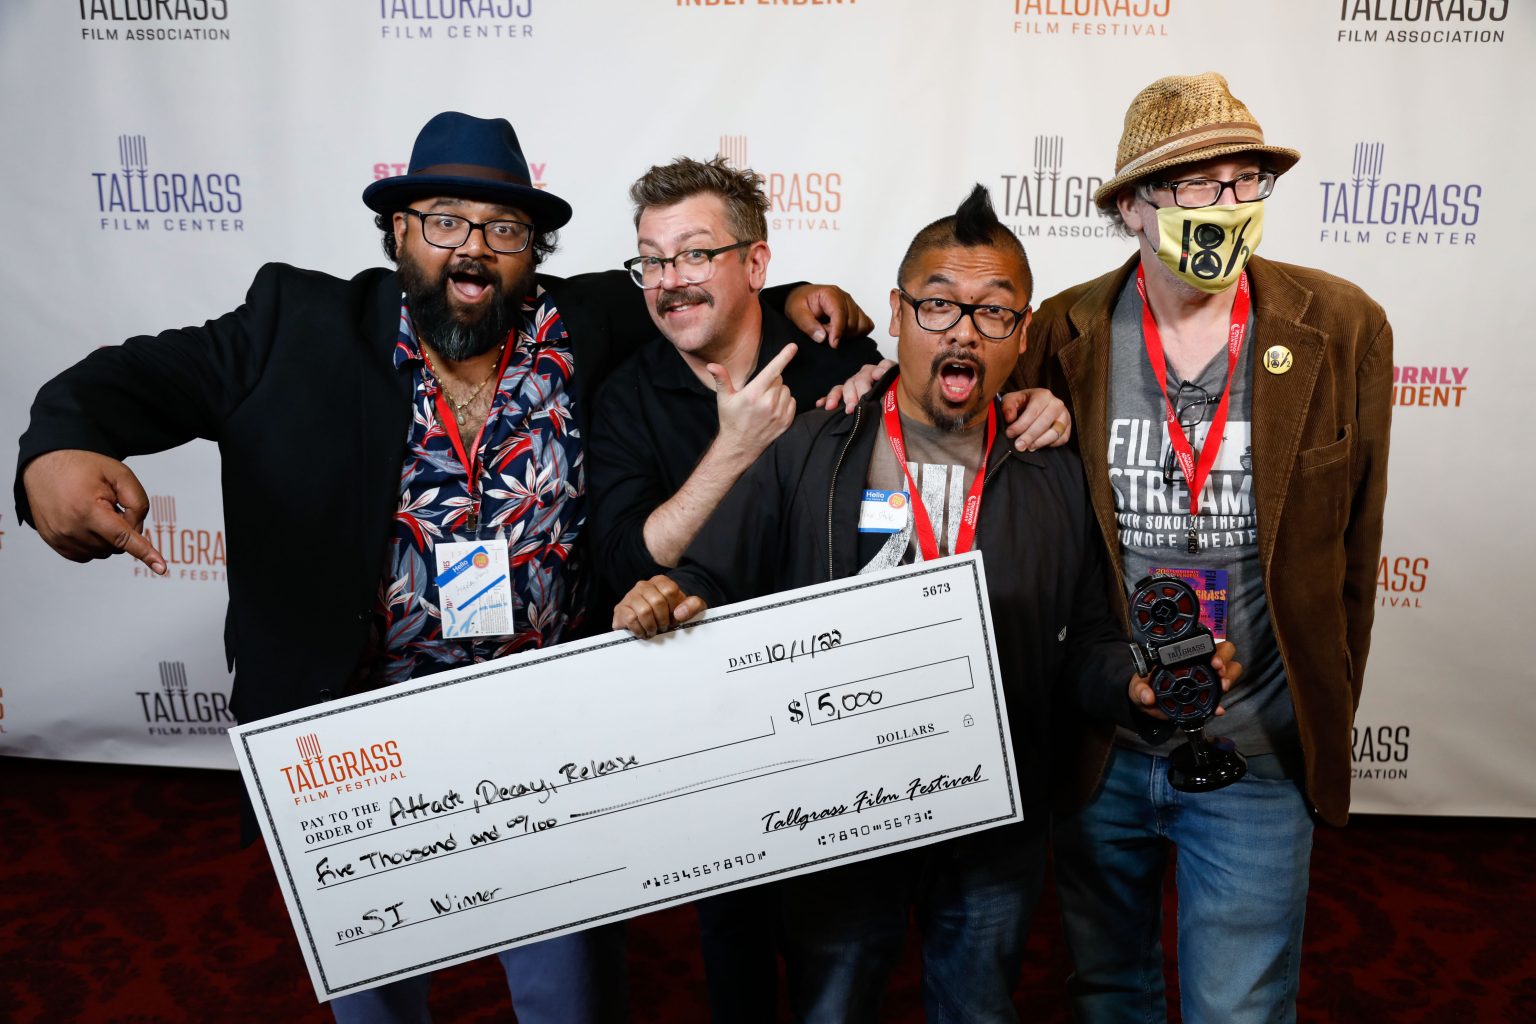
[727,629,843,673]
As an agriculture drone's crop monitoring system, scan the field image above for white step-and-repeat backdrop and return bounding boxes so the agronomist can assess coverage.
[0,1,1528,817]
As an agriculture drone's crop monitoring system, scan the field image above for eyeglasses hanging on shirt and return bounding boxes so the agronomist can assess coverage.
[1162,381,1222,486]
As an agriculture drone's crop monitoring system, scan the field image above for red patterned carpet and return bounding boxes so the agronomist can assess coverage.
[3,756,1533,1023]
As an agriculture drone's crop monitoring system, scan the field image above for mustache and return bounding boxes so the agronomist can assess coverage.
[656,287,713,315]
[446,260,494,285]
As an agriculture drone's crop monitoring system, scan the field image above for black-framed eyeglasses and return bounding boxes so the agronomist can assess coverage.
[623,241,754,289]
[1149,171,1276,210]
[401,209,535,254]
[1163,381,1222,483]
[897,290,1029,342]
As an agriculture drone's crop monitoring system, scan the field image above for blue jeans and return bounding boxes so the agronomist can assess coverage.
[779,821,1048,1024]
[329,925,628,1024]
[1053,747,1313,1024]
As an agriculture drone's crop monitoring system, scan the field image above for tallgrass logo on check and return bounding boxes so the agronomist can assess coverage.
[282,732,408,804]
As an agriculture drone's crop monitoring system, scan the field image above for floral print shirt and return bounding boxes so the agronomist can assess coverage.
[374,288,584,685]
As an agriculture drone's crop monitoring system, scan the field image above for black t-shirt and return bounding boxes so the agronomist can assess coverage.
[587,303,882,600]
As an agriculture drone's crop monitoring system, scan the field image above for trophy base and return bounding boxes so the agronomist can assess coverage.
[1168,739,1247,792]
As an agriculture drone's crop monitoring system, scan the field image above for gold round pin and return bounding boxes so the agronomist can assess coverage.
[1263,345,1293,375]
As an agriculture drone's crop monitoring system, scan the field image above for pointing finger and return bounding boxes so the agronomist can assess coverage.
[749,343,798,389]
[93,503,167,574]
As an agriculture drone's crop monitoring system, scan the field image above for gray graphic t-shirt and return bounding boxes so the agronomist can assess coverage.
[858,410,986,574]
[1107,274,1295,761]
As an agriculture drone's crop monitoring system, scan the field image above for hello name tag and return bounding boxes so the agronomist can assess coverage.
[858,489,910,534]
[434,538,513,639]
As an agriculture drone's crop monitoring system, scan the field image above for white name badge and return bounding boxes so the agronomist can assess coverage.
[858,488,910,533]
[434,539,513,639]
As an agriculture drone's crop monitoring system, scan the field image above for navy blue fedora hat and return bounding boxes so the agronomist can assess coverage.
[362,112,572,230]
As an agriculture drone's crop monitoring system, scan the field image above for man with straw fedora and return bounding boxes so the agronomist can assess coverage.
[1005,73,1393,1022]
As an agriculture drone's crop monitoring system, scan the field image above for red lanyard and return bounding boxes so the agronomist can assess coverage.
[428,332,518,532]
[881,376,996,561]
[1136,266,1249,519]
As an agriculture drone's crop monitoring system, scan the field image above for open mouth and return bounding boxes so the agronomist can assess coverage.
[447,268,494,305]
[938,359,979,404]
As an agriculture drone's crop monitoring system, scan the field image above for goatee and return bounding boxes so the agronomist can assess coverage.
[920,347,986,433]
[399,254,521,362]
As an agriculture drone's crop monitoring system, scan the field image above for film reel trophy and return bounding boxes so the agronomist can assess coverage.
[1128,574,1246,792]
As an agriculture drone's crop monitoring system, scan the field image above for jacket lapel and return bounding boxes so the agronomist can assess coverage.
[356,271,414,579]
[1245,257,1325,574]
[1056,257,1136,612]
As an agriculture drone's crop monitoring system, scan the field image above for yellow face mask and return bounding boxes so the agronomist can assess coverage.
[1152,200,1265,294]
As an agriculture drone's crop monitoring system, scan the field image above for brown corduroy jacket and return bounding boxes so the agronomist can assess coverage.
[1011,254,1392,827]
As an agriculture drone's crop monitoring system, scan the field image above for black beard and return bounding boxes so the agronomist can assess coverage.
[398,253,521,362]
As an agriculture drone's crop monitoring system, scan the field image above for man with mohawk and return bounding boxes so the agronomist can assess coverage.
[614,184,1236,1023]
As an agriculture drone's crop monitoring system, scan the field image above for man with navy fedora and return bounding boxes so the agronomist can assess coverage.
[14,110,870,1022]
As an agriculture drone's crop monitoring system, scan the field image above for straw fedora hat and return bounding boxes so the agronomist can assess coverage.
[1093,72,1300,207]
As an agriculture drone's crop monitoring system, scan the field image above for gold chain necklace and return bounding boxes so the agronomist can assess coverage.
[421,341,506,420]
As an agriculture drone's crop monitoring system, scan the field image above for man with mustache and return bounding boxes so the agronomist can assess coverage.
[586,156,881,1024]
[612,185,1237,1022]
[588,156,882,614]
[13,111,871,1023]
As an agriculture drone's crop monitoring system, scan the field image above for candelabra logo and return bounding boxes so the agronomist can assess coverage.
[718,135,842,233]
[1012,0,1172,38]
[379,0,535,41]
[133,495,228,582]
[137,660,235,737]
[372,159,548,190]
[1377,554,1429,610]
[79,0,232,42]
[281,733,407,802]
[1337,0,1507,45]
[1318,142,1480,248]
[1351,722,1411,780]
[1393,364,1468,409]
[998,136,1113,240]
[94,135,245,235]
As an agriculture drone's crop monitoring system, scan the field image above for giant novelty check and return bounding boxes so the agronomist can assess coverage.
[231,551,1021,1001]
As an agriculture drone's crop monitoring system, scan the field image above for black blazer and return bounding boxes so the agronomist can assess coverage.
[14,262,793,728]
